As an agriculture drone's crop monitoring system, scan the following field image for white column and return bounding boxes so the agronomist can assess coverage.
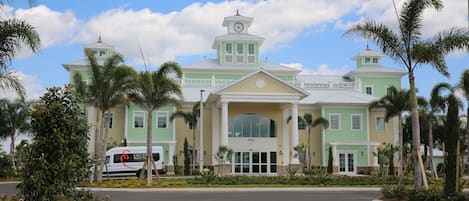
[282,108,289,166]
[212,103,219,165]
[291,103,299,164]
[221,102,229,146]
[199,90,205,172]
[168,143,175,165]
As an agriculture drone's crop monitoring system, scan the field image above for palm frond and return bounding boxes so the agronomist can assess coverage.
[434,27,469,54]
[0,19,41,68]
[0,71,25,98]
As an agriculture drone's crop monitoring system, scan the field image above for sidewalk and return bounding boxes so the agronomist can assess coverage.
[81,187,382,192]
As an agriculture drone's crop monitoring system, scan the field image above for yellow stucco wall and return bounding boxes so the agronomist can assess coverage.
[106,106,126,146]
[225,73,295,94]
[296,109,322,167]
[369,109,394,144]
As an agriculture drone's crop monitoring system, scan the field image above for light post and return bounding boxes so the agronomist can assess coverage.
[199,89,205,173]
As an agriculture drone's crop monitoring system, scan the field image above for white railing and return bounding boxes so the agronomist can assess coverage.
[175,78,236,87]
[176,78,361,91]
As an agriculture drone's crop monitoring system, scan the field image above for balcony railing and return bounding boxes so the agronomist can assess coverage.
[175,78,362,91]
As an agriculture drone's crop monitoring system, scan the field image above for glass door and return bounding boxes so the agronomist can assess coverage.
[233,151,277,174]
[338,152,356,174]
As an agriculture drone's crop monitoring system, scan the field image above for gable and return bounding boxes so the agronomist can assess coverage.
[223,72,300,94]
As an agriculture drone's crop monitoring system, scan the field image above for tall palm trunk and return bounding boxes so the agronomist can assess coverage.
[428,120,437,178]
[307,128,311,169]
[146,109,153,185]
[93,110,101,181]
[466,107,469,175]
[9,128,15,168]
[409,72,428,188]
[398,115,403,176]
[97,110,111,182]
[192,127,196,173]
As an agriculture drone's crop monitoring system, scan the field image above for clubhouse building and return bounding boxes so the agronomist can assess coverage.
[63,12,405,175]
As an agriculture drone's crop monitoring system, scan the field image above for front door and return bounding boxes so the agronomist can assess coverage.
[233,151,277,174]
[338,152,356,175]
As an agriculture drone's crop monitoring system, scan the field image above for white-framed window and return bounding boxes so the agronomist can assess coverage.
[133,111,145,128]
[225,43,233,63]
[298,118,306,130]
[99,50,105,56]
[364,57,371,63]
[351,114,362,131]
[376,116,385,132]
[365,86,373,96]
[329,114,341,130]
[157,111,168,128]
[372,58,378,63]
[236,43,244,63]
[103,112,113,129]
[248,43,255,63]
[386,86,393,96]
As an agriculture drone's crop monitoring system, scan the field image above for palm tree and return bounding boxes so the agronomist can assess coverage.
[370,86,410,176]
[73,48,136,182]
[0,18,41,98]
[345,0,469,188]
[288,113,329,169]
[432,82,462,195]
[128,61,183,185]
[0,99,30,168]
[457,70,469,171]
[170,102,201,174]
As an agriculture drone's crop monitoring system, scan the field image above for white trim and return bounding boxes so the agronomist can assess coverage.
[329,141,381,146]
[103,111,114,129]
[127,140,177,144]
[364,85,373,96]
[132,111,145,128]
[321,107,326,166]
[220,94,301,104]
[351,114,362,131]
[329,113,341,131]
[337,151,357,175]
[156,111,169,129]
[172,107,176,141]
[375,116,385,132]
[124,106,128,140]
[366,109,370,166]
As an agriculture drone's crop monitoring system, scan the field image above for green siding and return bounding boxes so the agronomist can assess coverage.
[359,76,401,98]
[215,74,243,80]
[324,145,368,167]
[324,107,368,142]
[185,73,211,79]
[276,75,294,82]
[127,104,174,142]
[70,69,91,83]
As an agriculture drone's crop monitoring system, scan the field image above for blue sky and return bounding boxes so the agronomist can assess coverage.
[0,0,468,102]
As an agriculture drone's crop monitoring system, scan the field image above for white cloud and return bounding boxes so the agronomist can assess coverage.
[0,72,45,101]
[336,0,467,38]
[75,0,362,66]
[282,63,350,75]
[2,5,79,59]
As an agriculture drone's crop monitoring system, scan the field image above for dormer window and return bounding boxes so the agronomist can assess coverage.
[236,43,244,63]
[99,50,105,56]
[225,43,233,63]
[365,57,371,63]
[372,58,378,63]
[248,43,255,63]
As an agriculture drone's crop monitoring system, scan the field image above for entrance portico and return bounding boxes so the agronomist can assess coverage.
[205,70,308,175]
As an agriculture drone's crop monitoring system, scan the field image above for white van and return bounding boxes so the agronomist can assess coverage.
[104,146,165,177]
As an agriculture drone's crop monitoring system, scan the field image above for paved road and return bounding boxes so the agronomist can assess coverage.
[1,183,382,201]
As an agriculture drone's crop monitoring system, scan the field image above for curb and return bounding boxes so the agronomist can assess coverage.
[81,187,382,192]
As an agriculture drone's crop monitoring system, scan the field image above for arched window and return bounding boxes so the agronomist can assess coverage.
[228,113,276,138]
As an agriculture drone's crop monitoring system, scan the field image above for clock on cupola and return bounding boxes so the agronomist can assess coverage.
[212,11,265,65]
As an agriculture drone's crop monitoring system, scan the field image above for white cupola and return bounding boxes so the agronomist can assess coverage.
[351,46,384,68]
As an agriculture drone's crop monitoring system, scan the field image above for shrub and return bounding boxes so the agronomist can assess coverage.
[200,168,217,185]
[381,185,469,201]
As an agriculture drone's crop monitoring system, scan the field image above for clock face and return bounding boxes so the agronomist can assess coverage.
[234,22,244,32]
